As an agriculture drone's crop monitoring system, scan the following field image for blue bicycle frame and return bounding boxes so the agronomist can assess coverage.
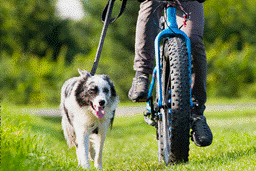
[147,5,193,113]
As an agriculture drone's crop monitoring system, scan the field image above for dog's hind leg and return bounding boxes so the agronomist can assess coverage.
[61,112,76,148]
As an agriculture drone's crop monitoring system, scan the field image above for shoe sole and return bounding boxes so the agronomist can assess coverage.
[191,132,212,147]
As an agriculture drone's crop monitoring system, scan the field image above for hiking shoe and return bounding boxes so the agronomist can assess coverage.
[128,71,149,102]
[191,114,213,147]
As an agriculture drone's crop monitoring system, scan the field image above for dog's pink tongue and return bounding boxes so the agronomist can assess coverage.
[95,106,105,118]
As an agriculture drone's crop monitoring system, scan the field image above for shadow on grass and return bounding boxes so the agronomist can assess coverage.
[29,116,66,143]
[109,122,155,139]
[41,116,62,123]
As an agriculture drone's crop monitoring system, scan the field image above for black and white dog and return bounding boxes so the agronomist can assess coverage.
[60,69,119,169]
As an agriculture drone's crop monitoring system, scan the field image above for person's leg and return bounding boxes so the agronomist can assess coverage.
[129,0,162,102]
[177,1,207,110]
[133,0,162,74]
[177,1,212,147]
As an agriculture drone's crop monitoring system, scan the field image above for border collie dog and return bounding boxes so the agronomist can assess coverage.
[60,69,119,169]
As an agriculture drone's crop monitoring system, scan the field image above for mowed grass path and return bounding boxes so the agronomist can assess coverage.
[2,105,256,171]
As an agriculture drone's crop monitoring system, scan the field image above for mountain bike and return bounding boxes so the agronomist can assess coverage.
[143,0,193,165]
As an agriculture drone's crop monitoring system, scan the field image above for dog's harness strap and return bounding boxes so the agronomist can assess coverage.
[90,0,127,76]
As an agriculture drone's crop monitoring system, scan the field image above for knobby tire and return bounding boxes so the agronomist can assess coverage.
[158,37,190,165]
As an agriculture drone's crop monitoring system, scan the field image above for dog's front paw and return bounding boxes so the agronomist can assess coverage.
[94,163,102,170]
[79,163,90,170]
[78,159,90,170]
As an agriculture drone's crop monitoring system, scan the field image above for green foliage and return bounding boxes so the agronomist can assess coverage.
[0,0,256,105]
[0,46,133,105]
[0,0,57,54]
[0,0,139,105]
[1,49,65,105]
[206,37,256,98]
[204,0,256,99]
[204,0,256,46]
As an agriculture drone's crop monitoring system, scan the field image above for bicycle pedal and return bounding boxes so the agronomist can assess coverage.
[144,111,156,126]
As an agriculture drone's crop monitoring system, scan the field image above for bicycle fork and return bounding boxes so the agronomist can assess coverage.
[146,6,193,122]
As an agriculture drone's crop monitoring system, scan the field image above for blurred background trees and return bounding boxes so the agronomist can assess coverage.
[204,0,256,98]
[1,0,255,105]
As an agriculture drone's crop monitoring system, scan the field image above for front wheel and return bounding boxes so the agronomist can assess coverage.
[158,37,191,165]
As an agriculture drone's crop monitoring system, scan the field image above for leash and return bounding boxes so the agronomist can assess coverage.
[90,0,127,76]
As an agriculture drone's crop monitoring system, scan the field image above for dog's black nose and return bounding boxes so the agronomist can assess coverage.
[99,100,105,106]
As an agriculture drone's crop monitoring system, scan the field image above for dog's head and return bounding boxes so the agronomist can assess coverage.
[75,69,118,118]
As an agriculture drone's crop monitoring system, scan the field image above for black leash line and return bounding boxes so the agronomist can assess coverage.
[90,0,127,76]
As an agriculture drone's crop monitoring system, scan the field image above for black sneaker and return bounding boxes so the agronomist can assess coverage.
[128,71,149,102]
[191,114,213,147]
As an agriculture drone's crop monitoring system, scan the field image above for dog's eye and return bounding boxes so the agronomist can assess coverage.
[103,88,109,94]
[89,87,98,94]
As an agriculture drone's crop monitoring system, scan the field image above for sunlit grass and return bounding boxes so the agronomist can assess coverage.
[2,105,256,170]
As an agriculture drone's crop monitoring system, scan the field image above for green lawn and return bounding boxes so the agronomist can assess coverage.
[2,105,256,171]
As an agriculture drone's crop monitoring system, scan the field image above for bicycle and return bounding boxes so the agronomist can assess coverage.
[143,0,194,165]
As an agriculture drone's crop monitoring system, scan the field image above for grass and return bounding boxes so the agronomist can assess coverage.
[1,104,256,171]
[205,97,256,105]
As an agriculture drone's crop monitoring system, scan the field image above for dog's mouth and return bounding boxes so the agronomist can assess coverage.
[90,102,105,118]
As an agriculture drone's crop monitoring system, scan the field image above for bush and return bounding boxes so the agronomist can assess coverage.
[1,0,256,105]
[1,48,69,105]
[0,45,134,105]
[206,37,256,98]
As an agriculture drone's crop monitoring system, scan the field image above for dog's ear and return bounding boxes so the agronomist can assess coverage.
[102,75,116,97]
[78,69,91,80]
